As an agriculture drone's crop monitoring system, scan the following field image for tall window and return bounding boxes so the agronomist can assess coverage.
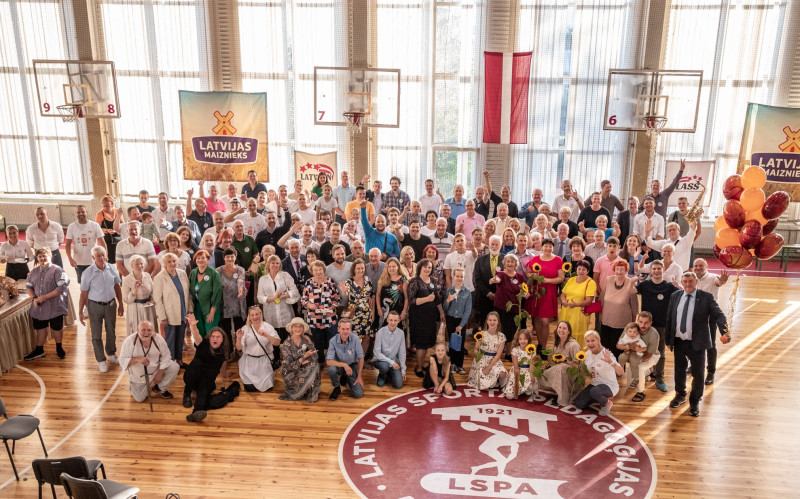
[238,0,349,189]
[374,0,483,198]
[659,0,787,215]
[0,0,90,195]
[98,0,210,198]
[514,0,646,204]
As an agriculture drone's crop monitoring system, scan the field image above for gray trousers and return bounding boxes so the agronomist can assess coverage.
[130,361,180,402]
[88,300,117,362]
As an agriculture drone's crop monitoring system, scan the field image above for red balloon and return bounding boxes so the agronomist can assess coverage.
[712,244,722,260]
[718,245,753,270]
[723,175,744,201]
[723,200,746,229]
[739,219,762,249]
[755,233,784,260]
[763,218,779,235]
[762,191,790,220]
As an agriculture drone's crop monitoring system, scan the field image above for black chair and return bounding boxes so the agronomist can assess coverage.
[60,472,139,499]
[32,456,107,499]
[0,395,47,480]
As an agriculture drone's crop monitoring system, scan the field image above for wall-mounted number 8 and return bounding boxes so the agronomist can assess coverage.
[609,115,617,125]
[108,104,116,114]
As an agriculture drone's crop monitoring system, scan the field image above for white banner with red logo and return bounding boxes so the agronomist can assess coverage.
[179,90,269,181]
[483,51,532,144]
[294,150,337,192]
[664,160,715,208]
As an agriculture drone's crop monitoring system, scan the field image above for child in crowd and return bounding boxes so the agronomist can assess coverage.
[140,212,160,251]
[503,329,535,399]
[443,268,471,375]
[423,342,455,395]
[467,312,508,391]
[617,322,647,358]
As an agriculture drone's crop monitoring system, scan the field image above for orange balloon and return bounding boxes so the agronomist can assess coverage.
[746,209,769,226]
[740,187,765,212]
[715,228,742,249]
[741,165,767,189]
[714,215,729,232]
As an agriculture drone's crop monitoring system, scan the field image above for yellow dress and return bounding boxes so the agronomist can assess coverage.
[557,277,597,347]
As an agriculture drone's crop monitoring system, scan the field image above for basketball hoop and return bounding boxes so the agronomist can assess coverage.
[642,116,667,138]
[56,104,84,123]
[343,111,365,134]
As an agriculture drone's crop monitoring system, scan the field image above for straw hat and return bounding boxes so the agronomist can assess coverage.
[286,317,310,335]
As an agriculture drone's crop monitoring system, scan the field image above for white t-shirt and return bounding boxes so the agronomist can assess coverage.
[66,221,104,266]
[115,237,157,273]
[585,348,620,396]
[296,207,317,226]
[696,272,721,300]
[235,212,268,238]
[152,206,176,238]
[316,197,338,215]
[552,195,580,223]
[418,194,442,215]
[632,211,666,241]
[443,251,476,291]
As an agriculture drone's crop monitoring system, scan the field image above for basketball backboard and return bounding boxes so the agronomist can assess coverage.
[313,66,400,128]
[603,69,702,133]
[32,59,121,119]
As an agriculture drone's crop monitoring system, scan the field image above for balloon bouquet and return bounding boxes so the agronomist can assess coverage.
[713,164,789,336]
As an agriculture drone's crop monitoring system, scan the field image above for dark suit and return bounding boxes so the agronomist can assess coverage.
[282,254,308,290]
[473,253,499,327]
[664,288,727,407]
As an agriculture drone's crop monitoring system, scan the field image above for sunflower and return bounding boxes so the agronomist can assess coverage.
[552,353,566,363]
[520,283,529,293]
[562,262,572,273]
[575,351,587,361]
[525,344,536,355]
[474,331,484,342]
[531,263,542,273]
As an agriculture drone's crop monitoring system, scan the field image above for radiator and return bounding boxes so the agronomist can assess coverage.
[0,203,62,226]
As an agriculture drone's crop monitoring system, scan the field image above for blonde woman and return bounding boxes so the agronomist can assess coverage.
[236,306,280,392]
[399,245,416,276]
[257,255,300,342]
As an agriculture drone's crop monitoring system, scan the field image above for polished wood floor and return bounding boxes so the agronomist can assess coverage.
[0,272,797,498]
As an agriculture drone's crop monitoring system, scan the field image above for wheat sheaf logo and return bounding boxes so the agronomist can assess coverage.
[340,389,656,498]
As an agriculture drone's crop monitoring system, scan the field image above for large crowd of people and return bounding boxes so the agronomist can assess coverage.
[1,162,732,421]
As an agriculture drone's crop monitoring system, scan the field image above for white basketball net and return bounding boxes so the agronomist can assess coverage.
[57,104,83,123]
[344,112,364,134]
[643,117,667,176]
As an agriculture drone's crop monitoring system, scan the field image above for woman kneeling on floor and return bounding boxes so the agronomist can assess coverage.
[236,306,281,392]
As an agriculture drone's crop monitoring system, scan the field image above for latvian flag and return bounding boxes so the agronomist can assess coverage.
[483,51,532,144]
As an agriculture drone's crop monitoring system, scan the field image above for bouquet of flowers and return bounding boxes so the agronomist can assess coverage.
[473,331,485,362]
[566,350,591,388]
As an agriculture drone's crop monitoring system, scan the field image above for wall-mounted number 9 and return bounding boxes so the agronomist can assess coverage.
[608,115,617,125]
[43,103,50,112]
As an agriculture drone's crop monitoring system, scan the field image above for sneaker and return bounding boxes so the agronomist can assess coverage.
[182,394,193,408]
[599,400,613,416]
[669,393,687,408]
[24,348,45,361]
[655,380,668,392]
[158,390,174,399]
[376,375,386,388]
[106,354,119,365]
[56,345,66,359]
[186,410,207,423]
[457,367,466,375]
[689,405,700,417]
[98,361,109,373]
[704,373,715,385]
[330,386,341,401]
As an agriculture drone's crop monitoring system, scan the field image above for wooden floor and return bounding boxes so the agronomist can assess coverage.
[0,272,798,498]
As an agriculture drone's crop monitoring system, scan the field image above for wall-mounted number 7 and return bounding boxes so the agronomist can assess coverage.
[318,111,325,120]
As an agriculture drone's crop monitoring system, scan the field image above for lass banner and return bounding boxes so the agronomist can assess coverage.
[180,91,269,182]
[739,102,800,200]
[294,150,337,193]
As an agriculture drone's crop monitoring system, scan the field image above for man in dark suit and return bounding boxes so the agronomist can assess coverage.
[665,271,729,417]
[281,238,308,290]
[473,235,502,329]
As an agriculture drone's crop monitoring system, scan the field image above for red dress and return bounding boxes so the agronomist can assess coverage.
[525,255,563,318]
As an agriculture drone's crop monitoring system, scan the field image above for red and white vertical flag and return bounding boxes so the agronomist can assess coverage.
[483,51,532,144]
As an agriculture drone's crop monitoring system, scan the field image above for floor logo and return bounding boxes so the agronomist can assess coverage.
[339,389,656,498]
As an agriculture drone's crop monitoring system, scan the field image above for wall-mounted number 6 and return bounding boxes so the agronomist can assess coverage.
[609,115,617,125]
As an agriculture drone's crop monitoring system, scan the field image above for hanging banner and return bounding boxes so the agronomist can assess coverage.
[179,91,269,181]
[294,150,337,192]
[664,160,715,208]
[483,51,532,144]
[739,102,800,200]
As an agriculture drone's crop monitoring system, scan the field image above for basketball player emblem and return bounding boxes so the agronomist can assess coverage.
[340,389,656,498]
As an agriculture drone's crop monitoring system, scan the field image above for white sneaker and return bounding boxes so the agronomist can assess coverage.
[98,361,109,373]
[106,355,119,365]
[599,400,613,416]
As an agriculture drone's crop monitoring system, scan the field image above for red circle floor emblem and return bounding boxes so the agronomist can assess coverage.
[340,389,656,498]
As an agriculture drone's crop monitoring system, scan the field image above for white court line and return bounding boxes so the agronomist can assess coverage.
[13,365,46,416]
[0,371,124,490]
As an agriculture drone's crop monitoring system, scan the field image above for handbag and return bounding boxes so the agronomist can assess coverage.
[251,325,281,371]
[580,279,603,316]
[448,328,463,352]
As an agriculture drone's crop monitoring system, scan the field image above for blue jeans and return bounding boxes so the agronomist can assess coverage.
[164,323,186,363]
[75,265,90,284]
[327,363,363,398]
[373,360,404,388]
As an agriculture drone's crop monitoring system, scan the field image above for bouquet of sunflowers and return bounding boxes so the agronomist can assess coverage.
[566,350,591,388]
[473,331,485,363]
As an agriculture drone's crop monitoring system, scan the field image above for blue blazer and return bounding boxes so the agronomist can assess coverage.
[664,289,727,351]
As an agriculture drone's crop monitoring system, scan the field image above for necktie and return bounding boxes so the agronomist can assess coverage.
[294,259,300,274]
[490,255,498,276]
[557,241,565,257]
[680,293,692,333]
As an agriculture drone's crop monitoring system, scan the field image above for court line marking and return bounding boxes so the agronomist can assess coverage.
[13,365,46,416]
[0,371,124,490]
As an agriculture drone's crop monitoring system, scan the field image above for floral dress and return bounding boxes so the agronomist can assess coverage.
[278,335,321,402]
[503,346,535,399]
[346,277,374,338]
[467,331,508,390]
[539,338,582,406]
